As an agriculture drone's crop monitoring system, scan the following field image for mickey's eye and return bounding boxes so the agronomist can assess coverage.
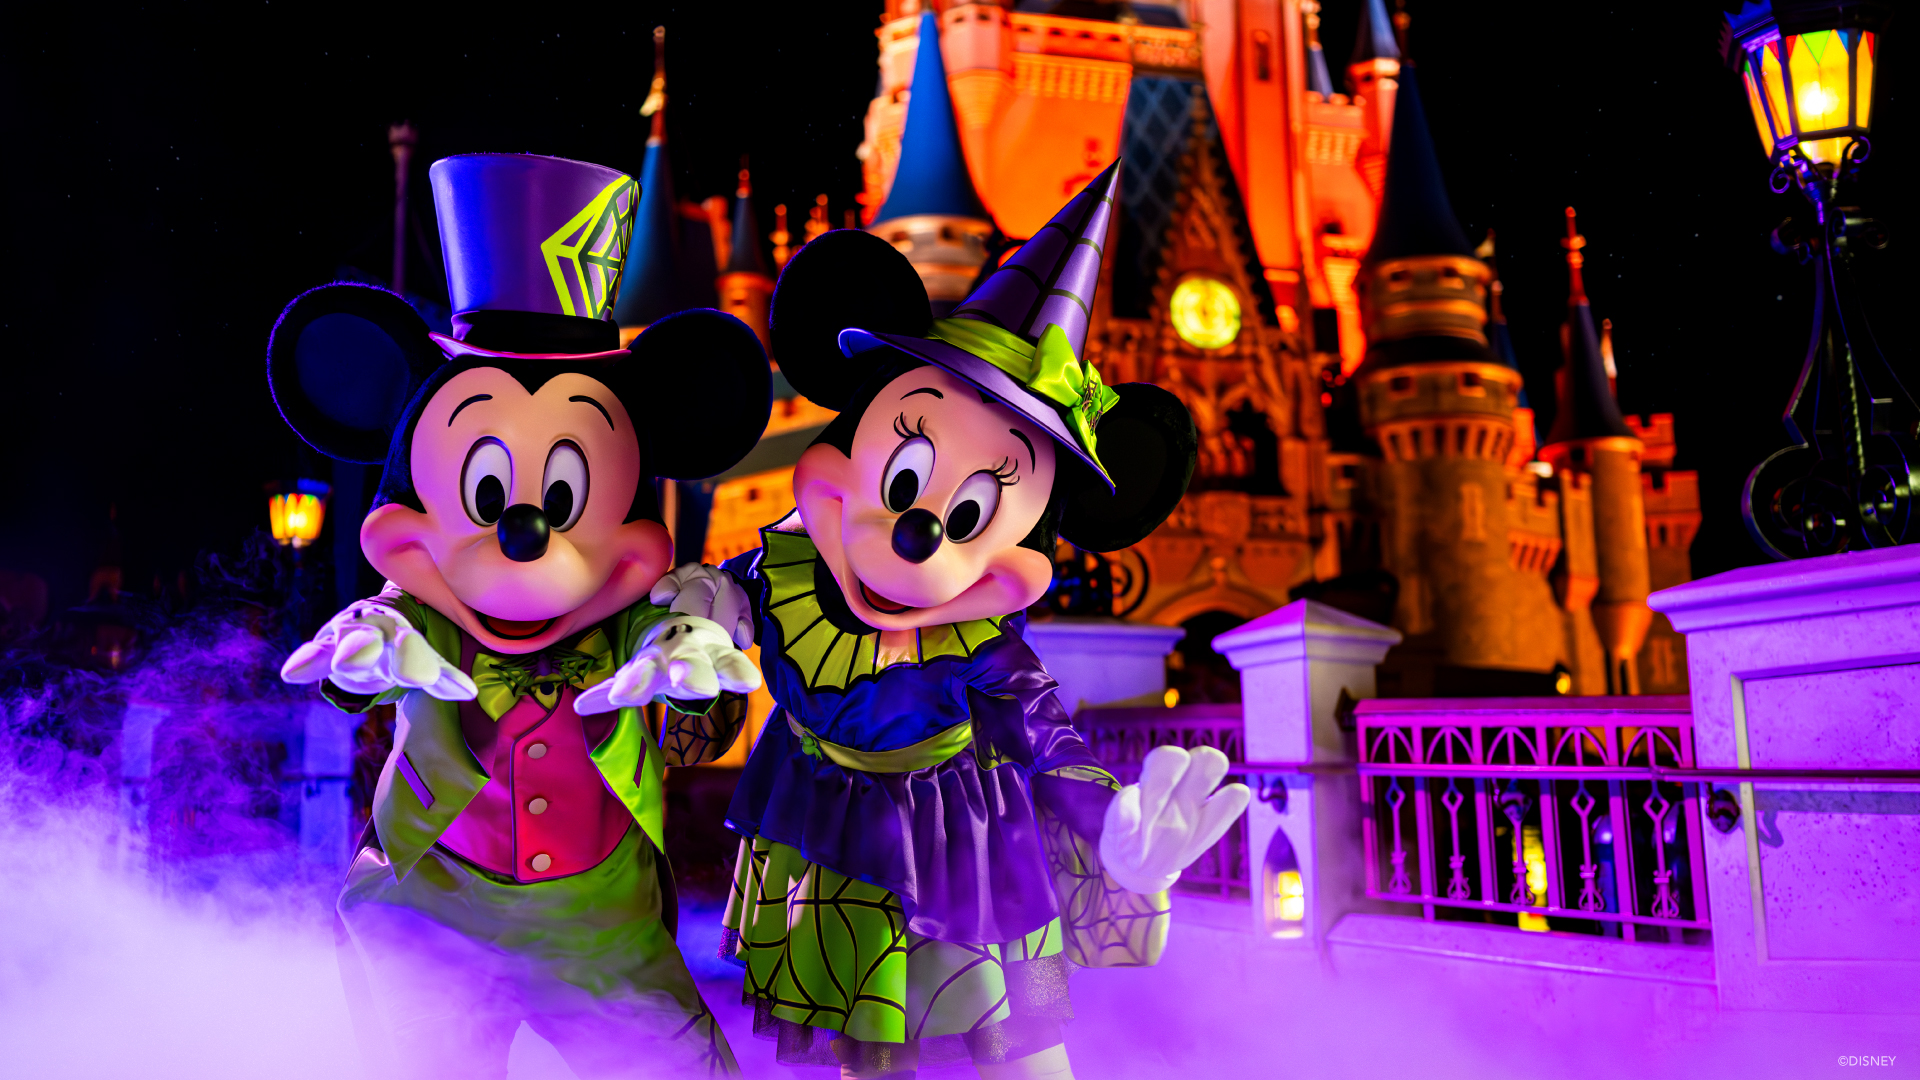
[944,470,1003,543]
[462,438,512,526]
[882,436,934,513]
[542,442,589,531]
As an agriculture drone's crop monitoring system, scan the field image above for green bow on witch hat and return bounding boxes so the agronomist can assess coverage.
[838,161,1124,491]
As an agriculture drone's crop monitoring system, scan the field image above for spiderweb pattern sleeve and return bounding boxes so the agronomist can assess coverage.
[658,691,749,767]
[1037,769,1169,970]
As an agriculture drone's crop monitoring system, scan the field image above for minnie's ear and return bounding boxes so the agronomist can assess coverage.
[1058,383,1197,553]
[623,309,772,480]
[770,229,932,410]
[267,283,442,463]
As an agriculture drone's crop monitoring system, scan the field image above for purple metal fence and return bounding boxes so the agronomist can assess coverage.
[1079,704,1250,900]
[1354,696,1710,943]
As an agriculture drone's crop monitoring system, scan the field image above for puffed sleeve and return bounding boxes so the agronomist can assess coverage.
[960,622,1116,843]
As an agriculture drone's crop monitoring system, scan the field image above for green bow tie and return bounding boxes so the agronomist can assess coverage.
[928,317,1120,475]
[470,626,616,720]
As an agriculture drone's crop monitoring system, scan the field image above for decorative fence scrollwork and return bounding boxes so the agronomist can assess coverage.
[1355,696,1711,943]
[1079,703,1249,900]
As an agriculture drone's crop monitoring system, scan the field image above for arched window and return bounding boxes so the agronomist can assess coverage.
[1265,826,1305,938]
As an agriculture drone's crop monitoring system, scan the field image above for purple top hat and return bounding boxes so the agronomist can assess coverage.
[840,161,1122,489]
[427,153,640,360]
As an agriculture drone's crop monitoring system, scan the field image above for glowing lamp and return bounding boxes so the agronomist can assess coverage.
[1169,274,1242,350]
[268,479,332,549]
[1726,1,1913,561]
[1273,869,1305,925]
[1726,1,1882,170]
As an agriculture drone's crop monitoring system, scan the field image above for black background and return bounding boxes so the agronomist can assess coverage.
[0,1,1907,615]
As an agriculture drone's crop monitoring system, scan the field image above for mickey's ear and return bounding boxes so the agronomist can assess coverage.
[624,309,772,480]
[770,229,931,410]
[267,283,442,463]
[1058,383,1197,553]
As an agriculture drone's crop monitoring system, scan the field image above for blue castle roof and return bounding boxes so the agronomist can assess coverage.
[614,122,716,327]
[1546,214,1632,444]
[873,11,990,225]
[1352,0,1402,64]
[1307,38,1336,98]
[1364,67,1473,263]
[725,172,768,277]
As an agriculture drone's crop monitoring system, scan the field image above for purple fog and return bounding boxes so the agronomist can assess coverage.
[3,555,1911,1079]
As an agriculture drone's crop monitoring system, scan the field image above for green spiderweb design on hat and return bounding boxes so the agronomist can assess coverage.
[541,176,639,321]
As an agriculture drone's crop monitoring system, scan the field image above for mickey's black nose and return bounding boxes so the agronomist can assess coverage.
[498,503,550,562]
[891,508,943,564]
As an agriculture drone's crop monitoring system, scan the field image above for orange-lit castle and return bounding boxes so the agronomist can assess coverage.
[625,2,1698,700]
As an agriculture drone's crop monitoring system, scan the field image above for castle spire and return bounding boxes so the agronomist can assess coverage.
[1364,67,1471,264]
[874,11,991,224]
[640,26,667,144]
[1544,208,1633,445]
[614,26,697,336]
[1540,208,1651,696]
[1304,1,1337,99]
[717,163,774,352]
[867,9,995,315]
[726,166,767,276]
[1352,0,1403,65]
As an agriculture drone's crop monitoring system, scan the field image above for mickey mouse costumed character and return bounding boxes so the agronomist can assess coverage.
[269,153,769,1078]
[658,164,1250,1080]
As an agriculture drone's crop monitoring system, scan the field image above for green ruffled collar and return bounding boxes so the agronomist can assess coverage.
[759,528,1006,694]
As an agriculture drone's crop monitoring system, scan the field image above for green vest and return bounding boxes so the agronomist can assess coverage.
[352,595,677,882]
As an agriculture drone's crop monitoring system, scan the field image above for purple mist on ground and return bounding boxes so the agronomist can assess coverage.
[0,542,726,1079]
[4,543,1908,1078]
[0,546,361,1079]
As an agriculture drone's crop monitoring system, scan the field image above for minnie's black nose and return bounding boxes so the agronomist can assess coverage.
[498,503,550,562]
[891,508,943,564]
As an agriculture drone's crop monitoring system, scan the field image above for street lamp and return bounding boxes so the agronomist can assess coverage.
[1726,0,1910,559]
[268,479,331,648]
[268,480,331,549]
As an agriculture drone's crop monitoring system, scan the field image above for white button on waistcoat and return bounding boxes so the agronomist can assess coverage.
[527,742,548,759]
[529,853,552,872]
[528,797,549,815]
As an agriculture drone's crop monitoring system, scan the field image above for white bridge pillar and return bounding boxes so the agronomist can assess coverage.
[1214,600,1400,947]
[1025,616,1187,716]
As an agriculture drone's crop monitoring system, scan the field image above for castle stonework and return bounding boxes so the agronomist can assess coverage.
[694,0,1699,698]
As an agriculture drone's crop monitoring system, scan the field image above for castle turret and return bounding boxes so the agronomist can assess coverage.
[613,27,715,343]
[717,166,773,354]
[1352,67,1564,694]
[867,9,995,316]
[1538,208,1651,695]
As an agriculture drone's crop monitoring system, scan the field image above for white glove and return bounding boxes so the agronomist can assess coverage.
[280,600,477,702]
[573,615,763,715]
[649,564,755,649]
[1098,745,1252,895]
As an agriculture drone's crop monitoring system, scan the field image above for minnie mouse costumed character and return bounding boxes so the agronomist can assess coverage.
[269,153,770,1077]
[654,164,1251,1080]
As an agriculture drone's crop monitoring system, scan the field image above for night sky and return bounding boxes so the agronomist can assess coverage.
[1,1,1907,616]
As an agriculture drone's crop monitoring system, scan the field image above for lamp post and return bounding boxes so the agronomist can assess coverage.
[1728,0,1907,560]
[269,479,331,647]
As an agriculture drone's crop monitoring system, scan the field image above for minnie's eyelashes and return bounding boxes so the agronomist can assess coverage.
[989,456,1020,485]
[892,413,930,440]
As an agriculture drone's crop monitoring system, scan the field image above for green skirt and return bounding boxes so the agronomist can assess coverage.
[722,837,1076,1069]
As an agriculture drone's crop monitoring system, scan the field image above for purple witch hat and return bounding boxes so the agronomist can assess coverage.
[839,161,1122,489]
